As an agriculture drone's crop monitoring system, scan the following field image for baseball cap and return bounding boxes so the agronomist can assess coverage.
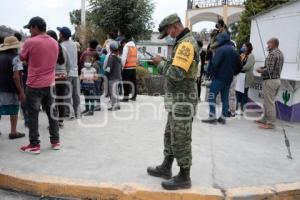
[57,27,72,38]
[110,41,119,51]
[158,14,181,39]
[23,16,46,29]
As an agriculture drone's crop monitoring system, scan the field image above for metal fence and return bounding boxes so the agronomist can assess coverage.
[187,0,245,9]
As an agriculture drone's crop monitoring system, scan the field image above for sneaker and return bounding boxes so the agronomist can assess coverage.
[20,144,41,154]
[84,111,94,116]
[94,106,101,111]
[58,122,64,129]
[81,110,89,115]
[236,109,243,115]
[217,117,226,125]
[108,106,121,111]
[201,118,217,124]
[229,112,236,118]
[51,142,61,150]
[75,113,82,119]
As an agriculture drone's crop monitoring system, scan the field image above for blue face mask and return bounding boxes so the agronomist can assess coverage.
[240,47,246,53]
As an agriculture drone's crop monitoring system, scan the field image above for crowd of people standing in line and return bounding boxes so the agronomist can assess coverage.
[0,16,138,154]
[199,19,284,130]
[0,16,284,155]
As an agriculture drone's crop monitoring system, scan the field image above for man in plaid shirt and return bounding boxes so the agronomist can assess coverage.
[256,38,284,129]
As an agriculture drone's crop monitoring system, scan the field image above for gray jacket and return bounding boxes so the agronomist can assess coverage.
[242,53,255,88]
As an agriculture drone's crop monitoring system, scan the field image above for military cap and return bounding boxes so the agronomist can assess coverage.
[158,14,181,39]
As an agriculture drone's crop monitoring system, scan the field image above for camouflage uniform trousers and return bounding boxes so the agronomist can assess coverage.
[163,112,193,168]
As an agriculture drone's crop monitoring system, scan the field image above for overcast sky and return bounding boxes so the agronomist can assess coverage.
[1,0,214,34]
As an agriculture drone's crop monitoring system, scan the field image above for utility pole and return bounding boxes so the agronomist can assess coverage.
[81,0,86,47]
[81,0,86,27]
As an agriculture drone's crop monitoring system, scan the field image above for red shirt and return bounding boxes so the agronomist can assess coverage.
[20,34,59,88]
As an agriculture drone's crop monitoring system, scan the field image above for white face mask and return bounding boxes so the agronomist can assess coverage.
[84,62,92,68]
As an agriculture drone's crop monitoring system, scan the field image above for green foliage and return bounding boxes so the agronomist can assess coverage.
[69,9,82,26]
[69,9,106,47]
[88,0,155,40]
[236,0,290,48]
[228,22,239,41]
[0,25,27,39]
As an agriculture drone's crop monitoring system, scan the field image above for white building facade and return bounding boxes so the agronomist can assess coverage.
[249,0,300,122]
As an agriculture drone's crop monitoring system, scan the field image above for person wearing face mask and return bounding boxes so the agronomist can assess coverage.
[80,56,98,116]
[202,30,240,124]
[236,42,255,114]
[147,14,199,190]
[256,38,284,129]
[209,19,230,51]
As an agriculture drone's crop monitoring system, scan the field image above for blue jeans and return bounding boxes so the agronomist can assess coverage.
[208,79,231,118]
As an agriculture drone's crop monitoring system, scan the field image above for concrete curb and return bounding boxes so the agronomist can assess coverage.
[0,171,300,200]
[226,182,300,200]
[0,172,223,200]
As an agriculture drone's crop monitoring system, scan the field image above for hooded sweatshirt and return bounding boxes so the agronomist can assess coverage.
[207,32,239,85]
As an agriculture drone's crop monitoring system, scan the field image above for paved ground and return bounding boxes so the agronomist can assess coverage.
[0,189,77,200]
[0,189,37,200]
[0,95,300,197]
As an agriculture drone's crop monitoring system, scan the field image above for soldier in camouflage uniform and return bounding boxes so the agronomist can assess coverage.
[147,14,199,190]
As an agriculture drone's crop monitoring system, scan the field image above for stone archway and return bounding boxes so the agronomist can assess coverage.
[186,2,244,30]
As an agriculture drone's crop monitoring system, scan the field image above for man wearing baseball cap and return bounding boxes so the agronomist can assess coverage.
[20,16,60,154]
[147,14,199,190]
[57,26,81,119]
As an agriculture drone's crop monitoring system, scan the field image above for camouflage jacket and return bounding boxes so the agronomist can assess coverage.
[158,29,199,116]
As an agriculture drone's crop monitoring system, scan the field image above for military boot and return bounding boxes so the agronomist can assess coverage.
[161,167,191,190]
[147,156,174,179]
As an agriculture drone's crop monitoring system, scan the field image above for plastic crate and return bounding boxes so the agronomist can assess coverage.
[139,60,158,75]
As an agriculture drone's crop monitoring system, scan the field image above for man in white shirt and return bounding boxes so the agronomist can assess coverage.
[121,38,138,102]
[57,27,81,119]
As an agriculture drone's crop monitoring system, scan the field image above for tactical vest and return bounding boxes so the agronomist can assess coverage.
[124,46,137,68]
[0,52,18,93]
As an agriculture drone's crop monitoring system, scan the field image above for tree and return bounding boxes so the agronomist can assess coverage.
[228,22,239,42]
[88,0,155,40]
[0,25,27,40]
[236,0,289,48]
[69,9,106,47]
